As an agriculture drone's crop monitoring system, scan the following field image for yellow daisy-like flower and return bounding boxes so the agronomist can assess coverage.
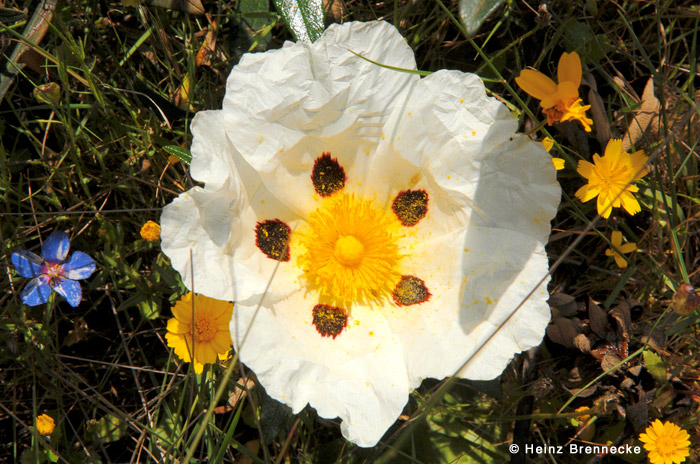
[515,52,593,132]
[165,293,233,374]
[140,221,161,242]
[36,413,55,435]
[605,231,637,268]
[541,136,565,170]
[575,138,649,218]
[639,419,690,464]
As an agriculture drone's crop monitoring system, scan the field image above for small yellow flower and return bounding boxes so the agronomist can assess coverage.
[165,293,233,374]
[140,221,161,242]
[639,419,690,464]
[575,138,649,218]
[541,137,565,170]
[605,231,637,268]
[516,52,593,132]
[36,414,55,435]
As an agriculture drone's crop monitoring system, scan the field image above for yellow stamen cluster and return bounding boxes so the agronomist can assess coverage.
[298,193,402,306]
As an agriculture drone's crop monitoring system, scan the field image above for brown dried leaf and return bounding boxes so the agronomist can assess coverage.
[628,391,648,432]
[565,384,597,398]
[588,299,609,338]
[622,77,660,151]
[196,20,218,68]
[549,292,578,318]
[567,366,582,384]
[573,334,591,353]
[640,328,666,351]
[148,0,205,14]
[610,301,632,341]
[546,318,579,348]
[672,283,700,315]
[228,377,255,408]
[601,350,623,373]
[323,0,347,23]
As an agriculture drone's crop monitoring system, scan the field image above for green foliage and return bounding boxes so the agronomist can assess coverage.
[273,0,325,43]
[458,0,505,37]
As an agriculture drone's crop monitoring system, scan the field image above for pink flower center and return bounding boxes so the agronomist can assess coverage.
[43,262,64,285]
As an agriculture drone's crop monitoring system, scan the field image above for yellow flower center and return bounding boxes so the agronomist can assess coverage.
[655,436,678,456]
[298,193,402,306]
[194,315,216,342]
[334,235,365,267]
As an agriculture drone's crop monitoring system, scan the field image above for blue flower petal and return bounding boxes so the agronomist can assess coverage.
[53,279,82,307]
[12,250,46,278]
[62,251,96,280]
[21,277,52,306]
[42,231,70,263]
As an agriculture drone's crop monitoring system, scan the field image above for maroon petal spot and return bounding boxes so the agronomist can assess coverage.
[311,153,346,197]
[312,304,348,338]
[392,275,431,306]
[392,189,428,227]
[255,219,291,261]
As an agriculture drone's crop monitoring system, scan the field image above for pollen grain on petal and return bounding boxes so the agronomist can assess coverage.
[255,219,292,261]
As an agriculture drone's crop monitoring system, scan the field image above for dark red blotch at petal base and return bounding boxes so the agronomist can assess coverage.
[311,153,346,197]
[392,189,428,226]
[392,275,431,306]
[312,304,348,338]
[255,219,291,261]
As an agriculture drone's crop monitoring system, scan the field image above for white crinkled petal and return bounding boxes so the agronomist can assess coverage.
[161,183,239,301]
[221,21,418,216]
[374,70,559,383]
[232,293,409,447]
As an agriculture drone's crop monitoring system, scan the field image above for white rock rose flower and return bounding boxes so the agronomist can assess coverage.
[161,21,560,447]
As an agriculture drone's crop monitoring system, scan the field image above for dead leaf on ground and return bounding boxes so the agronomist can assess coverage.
[549,292,579,318]
[622,77,660,151]
[546,317,580,349]
[587,299,609,339]
[228,377,256,408]
[573,333,591,353]
[601,350,623,373]
[148,0,204,14]
[323,0,348,23]
[196,18,221,68]
[609,300,633,343]
[672,283,700,315]
[625,391,647,431]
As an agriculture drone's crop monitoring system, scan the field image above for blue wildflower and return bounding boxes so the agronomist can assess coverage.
[11,231,96,307]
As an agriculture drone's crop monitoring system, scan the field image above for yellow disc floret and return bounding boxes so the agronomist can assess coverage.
[298,193,402,306]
